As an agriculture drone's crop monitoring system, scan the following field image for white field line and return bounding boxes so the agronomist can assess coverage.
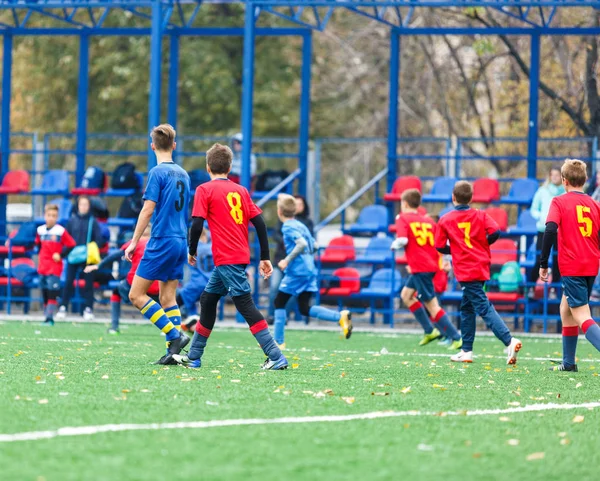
[1,402,599,443]
[1,335,599,364]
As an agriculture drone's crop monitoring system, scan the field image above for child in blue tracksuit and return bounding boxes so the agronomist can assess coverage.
[273,194,353,347]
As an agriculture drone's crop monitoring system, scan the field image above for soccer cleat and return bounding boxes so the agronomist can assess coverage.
[419,328,442,346]
[167,332,190,355]
[153,354,178,365]
[450,350,473,363]
[506,337,522,365]
[448,338,463,350]
[549,362,578,372]
[339,310,353,339]
[261,355,289,370]
[83,307,94,322]
[172,354,201,369]
[107,328,120,335]
[55,306,67,320]
[41,318,54,327]
[182,315,199,332]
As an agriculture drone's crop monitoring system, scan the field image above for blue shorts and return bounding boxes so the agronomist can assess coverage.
[39,275,60,292]
[136,237,187,282]
[205,265,251,298]
[279,274,317,297]
[405,272,436,302]
[562,276,595,308]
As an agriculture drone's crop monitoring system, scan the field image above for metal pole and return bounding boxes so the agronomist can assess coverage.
[526,34,541,179]
[386,31,400,220]
[148,0,163,170]
[168,34,180,164]
[240,3,256,190]
[76,34,89,185]
[298,31,312,197]
[1,34,13,238]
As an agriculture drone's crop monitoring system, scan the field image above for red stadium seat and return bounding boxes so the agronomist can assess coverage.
[485,207,509,232]
[490,239,517,266]
[389,206,428,233]
[320,235,356,264]
[383,176,422,202]
[471,178,500,203]
[0,229,27,256]
[0,170,30,194]
[321,267,361,297]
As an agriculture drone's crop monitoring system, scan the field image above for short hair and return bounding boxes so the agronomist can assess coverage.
[453,180,473,205]
[44,203,59,213]
[277,194,297,218]
[561,158,587,187]
[206,143,233,175]
[401,189,421,208]
[151,124,176,151]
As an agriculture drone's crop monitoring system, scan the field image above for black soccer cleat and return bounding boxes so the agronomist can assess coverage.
[549,362,578,372]
[167,332,190,355]
[153,354,178,365]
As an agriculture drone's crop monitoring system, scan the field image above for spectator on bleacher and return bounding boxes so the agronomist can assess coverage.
[36,204,77,326]
[84,225,158,334]
[529,166,564,297]
[55,196,107,321]
[590,171,600,202]
[268,195,314,322]
[229,133,257,184]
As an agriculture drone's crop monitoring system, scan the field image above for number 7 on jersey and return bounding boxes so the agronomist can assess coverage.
[458,222,473,248]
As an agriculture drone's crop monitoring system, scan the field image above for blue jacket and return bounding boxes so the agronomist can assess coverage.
[530,183,565,232]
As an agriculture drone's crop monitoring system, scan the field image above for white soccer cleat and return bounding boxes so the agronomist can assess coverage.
[55,306,67,320]
[450,350,473,363]
[506,337,522,365]
[83,307,94,322]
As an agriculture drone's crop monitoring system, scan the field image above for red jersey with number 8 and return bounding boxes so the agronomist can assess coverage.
[435,207,499,282]
[546,191,600,277]
[395,212,439,273]
[192,178,262,266]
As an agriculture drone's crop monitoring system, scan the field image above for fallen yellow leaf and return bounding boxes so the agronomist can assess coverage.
[526,452,545,461]
[292,363,299,369]
[341,397,355,404]
[573,415,585,423]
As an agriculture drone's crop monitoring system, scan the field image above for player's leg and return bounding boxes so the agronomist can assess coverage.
[563,276,600,356]
[273,290,293,346]
[45,276,60,324]
[401,275,438,345]
[57,262,78,317]
[550,294,579,371]
[424,295,462,349]
[159,279,183,334]
[306,291,352,339]
[451,286,476,362]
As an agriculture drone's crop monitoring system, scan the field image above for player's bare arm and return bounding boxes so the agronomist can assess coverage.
[125,200,156,262]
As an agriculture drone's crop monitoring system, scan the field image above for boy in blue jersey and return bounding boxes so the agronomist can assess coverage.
[273,194,352,347]
[125,124,191,365]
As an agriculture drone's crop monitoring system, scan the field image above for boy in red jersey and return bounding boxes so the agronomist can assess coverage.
[393,189,462,349]
[435,181,522,364]
[540,159,600,372]
[35,204,76,326]
[174,143,287,370]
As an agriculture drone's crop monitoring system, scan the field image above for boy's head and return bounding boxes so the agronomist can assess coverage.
[277,194,297,221]
[400,189,421,213]
[150,124,176,153]
[44,204,59,227]
[206,143,233,176]
[452,180,473,205]
[561,158,587,189]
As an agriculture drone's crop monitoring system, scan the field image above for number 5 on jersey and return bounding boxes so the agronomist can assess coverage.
[227,192,244,224]
[577,205,592,237]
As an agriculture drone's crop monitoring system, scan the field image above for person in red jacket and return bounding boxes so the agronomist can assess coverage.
[36,204,76,326]
[435,181,522,364]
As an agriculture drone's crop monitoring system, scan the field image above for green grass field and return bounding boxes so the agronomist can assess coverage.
[2,321,600,481]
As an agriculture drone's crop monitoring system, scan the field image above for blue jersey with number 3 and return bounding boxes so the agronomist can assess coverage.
[143,161,190,239]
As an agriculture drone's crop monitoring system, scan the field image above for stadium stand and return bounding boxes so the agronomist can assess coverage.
[0,170,30,194]
[421,177,455,203]
[30,170,70,196]
[383,176,421,201]
[319,235,356,264]
[345,204,388,235]
[355,236,393,264]
[485,207,509,231]
[500,178,539,206]
[471,178,500,203]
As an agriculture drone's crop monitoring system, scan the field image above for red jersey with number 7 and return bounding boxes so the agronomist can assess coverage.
[395,212,439,273]
[192,178,262,266]
[546,191,600,277]
[435,207,499,282]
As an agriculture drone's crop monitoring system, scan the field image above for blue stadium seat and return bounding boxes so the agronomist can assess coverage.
[355,236,393,264]
[359,268,402,297]
[507,209,538,236]
[345,205,388,235]
[500,178,539,206]
[30,170,69,196]
[421,177,456,203]
[34,198,73,225]
[105,173,143,197]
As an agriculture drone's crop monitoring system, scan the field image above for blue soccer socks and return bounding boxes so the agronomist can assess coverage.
[140,299,179,341]
[562,325,579,367]
[110,294,121,331]
[432,309,461,341]
[274,309,287,345]
[165,305,182,332]
[309,305,341,322]
[251,320,283,361]
[582,319,600,353]
[409,302,434,334]
[187,323,212,363]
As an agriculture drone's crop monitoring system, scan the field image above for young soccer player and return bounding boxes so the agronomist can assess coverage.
[273,194,352,348]
[36,204,76,326]
[392,189,462,349]
[125,124,191,365]
[174,143,287,370]
[540,159,600,372]
[435,181,522,364]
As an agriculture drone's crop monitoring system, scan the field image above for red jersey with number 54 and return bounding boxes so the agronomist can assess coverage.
[192,178,262,266]
[395,212,439,273]
[435,207,499,282]
[546,191,600,277]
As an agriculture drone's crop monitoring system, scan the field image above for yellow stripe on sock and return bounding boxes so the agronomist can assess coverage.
[141,300,156,315]
[175,325,181,331]
[161,322,175,334]
[150,309,166,325]
[166,309,181,318]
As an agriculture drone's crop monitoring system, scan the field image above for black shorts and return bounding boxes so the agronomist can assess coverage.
[405,272,436,303]
[562,276,595,308]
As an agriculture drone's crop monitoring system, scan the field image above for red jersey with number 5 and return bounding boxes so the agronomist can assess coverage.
[435,207,499,282]
[192,178,262,266]
[395,212,439,273]
[546,191,600,277]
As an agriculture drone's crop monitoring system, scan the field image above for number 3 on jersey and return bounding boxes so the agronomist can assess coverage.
[577,205,592,237]
[227,192,244,224]
[458,222,473,248]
